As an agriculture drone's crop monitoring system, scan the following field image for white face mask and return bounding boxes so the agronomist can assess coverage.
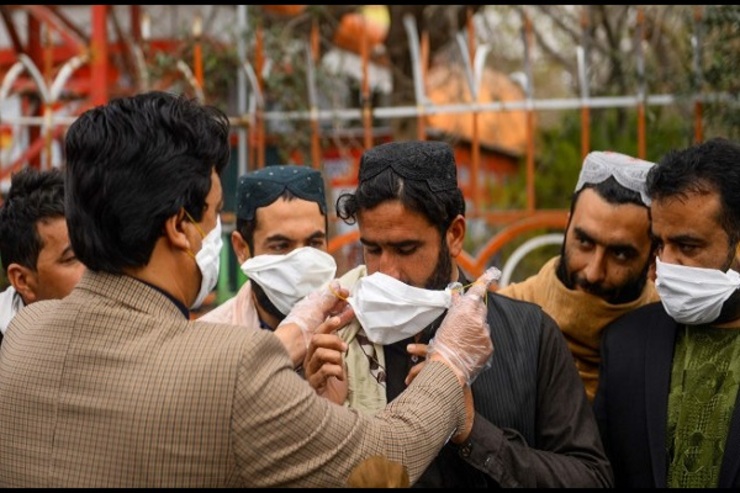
[348,272,455,345]
[240,247,337,315]
[655,256,740,325]
[192,216,223,310]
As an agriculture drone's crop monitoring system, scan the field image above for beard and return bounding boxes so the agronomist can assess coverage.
[251,281,287,325]
[714,289,740,324]
[423,238,454,290]
[712,246,740,324]
[556,244,650,305]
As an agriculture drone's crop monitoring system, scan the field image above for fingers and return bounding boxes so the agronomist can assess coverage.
[304,334,348,394]
[404,343,428,386]
[466,266,502,299]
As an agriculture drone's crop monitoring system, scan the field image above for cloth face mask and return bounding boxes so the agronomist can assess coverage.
[348,272,454,345]
[192,216,223,310]
[655,256,740,325]
[241,246,337,315]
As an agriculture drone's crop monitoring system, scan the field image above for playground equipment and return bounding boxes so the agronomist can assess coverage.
[0,5,719,294]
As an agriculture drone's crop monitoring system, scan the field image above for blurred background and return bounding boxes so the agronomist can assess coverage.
[0,5,736,307]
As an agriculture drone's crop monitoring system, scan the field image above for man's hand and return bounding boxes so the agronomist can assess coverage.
[303,308,355,404]
[404,343,428,386]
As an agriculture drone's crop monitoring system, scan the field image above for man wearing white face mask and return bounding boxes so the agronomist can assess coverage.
[0,92,500,487]
[304,140,613,487]
[199,164,345,366]
[594,137,740,488]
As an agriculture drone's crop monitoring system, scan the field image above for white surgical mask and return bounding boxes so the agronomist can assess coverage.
[241,247,337,315]
[655,256,740,325]
[192,216,223,310]
[348,272,454,345]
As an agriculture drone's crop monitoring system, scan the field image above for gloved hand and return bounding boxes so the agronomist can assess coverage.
[278,279,351,349]
[427,266,500,385]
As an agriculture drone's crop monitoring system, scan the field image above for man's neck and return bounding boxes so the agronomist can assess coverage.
[252,292,279,331]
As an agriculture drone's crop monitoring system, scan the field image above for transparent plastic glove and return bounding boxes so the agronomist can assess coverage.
[278,279,350,349]
[426,266,501,385]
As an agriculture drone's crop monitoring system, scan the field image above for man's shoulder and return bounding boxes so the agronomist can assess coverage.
[609,300,667,327]
[601,300,672,344]
[489,290,546,315]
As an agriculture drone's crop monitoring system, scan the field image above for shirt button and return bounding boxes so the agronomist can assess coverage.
[410,355,419,363]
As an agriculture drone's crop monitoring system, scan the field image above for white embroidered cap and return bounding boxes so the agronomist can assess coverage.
[574,151,656,205]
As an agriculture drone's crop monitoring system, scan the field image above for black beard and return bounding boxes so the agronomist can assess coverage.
[713,289,740,324]
[424,238,453,290]
[251,281,286,328]
[556,244,650,305]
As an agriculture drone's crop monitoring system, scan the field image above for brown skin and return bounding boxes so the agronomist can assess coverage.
[231,197,327,331]
[561,188,653,304]
[230,196,329,366]
[651,188,740,327]
[7,216,85,305]
[305,199,477,442]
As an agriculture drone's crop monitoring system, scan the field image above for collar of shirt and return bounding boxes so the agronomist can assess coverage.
[133,277,190,320]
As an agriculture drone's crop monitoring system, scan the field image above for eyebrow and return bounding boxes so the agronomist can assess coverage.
[573,226,639,253]
[359,238,421,249]
[266,230,326,244]
[661,233,706,245]
[60,245,75,259]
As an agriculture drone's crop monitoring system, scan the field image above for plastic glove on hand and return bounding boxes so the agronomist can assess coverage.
[278,279,350,349]
[427,266,501,385]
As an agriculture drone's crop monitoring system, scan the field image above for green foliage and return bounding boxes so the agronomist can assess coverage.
[702,5,740,139]
[484,105,689,283]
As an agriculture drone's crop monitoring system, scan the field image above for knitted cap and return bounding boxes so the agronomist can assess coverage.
[359,141,459,192]
[575,151,655,205]
[236,165,327,220]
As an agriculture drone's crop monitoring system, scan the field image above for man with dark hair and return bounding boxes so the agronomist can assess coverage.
[0,167,84,341]
[594,137,740,488]
[200,165,339,366]
[305,140,613,487]
[0,91,497,487]
[499,151,659,401]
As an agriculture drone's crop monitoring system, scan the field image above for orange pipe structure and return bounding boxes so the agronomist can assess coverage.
[580,6,590,160]
[636,7,646,159]
[91,5,108,107]
[360,16,372,150]
[417,30,429,142]
[193,14,204,94]
[310,19,321,170]
[467,8,481,215]
[523,10,536,212]
[693,6,704,144]
[27,13,43,169]
[255,21,265,168]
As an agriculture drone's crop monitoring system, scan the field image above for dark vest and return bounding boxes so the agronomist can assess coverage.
[384,289,544,487]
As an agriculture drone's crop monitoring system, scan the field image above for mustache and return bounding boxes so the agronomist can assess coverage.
[573,276,612,297]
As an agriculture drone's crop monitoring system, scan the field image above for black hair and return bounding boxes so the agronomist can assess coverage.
[646,137,740,245]
[64,91,230,273]
[0,167,65,274]
[336,166,465,235]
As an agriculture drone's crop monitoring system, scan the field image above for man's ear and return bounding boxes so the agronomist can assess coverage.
[231,230,251,265]
[7,263,37,304]
[447,215,466,258]
[163,212,192,252]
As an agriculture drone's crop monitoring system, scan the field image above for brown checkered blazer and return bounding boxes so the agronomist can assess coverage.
[0,270,464,487]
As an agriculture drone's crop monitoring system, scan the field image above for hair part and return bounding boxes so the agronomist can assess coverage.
[336,167,465,235]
